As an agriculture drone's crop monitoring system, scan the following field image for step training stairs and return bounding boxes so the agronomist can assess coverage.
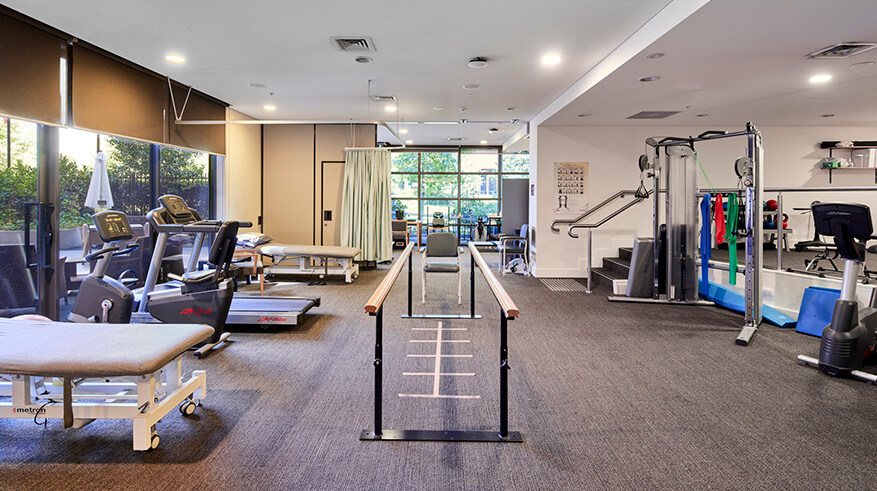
[590,246,631,292]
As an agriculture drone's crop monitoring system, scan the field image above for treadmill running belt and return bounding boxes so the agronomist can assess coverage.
[229,297,313,312]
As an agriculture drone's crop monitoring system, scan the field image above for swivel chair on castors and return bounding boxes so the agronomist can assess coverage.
[798,202,877,384]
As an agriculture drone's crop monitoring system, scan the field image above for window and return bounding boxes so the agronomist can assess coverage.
[0,118,38,231]
[159,146,211,219]
[390,149,529,231]
[101,135,153,217]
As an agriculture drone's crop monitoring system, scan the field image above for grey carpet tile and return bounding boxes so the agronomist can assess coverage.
[1,251,875,490]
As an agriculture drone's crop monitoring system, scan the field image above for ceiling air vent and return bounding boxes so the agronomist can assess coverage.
[627,111,681,120]
[370,95,397,103]
[446,137,466,142]
[331,37,376,52]
[806,42,877,58]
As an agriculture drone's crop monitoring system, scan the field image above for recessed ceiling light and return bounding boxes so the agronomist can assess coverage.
[459,119,468,124]
[405,140,413,144]
[480,140,488,144]
[819,113,835,118]
[645,52,665,59]
[355,56,373,63]
[468,57,488,69]
[384,104,397,112]
[506,106,518,111]
[165,54,186,64]
[541,53,561,66]
[850,61,875,69]
[639,76,660,82]
[488,128,499,133]
[809,74,832,84]
[463,83,481,90]
[264,104,276,111]
[433,106,444,111]
[696,113,709,117]
[577,113,591,118]
[249,83,267,88]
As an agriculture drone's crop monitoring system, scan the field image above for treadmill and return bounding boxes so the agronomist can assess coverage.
[138,195,320,326]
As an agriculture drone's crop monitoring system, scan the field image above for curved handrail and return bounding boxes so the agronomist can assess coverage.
[365,242,415,314]
[468,242,520,319]
[567,189,654,238]
[550,190,639,232]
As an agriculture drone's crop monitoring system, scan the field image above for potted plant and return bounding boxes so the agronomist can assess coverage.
[392,199,407,220]
[432,211,445,227]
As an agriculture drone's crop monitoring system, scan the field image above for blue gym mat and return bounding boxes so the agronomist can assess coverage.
[698,281,796,327]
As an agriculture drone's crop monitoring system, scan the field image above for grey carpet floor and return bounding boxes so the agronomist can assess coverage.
[1,252,875,490]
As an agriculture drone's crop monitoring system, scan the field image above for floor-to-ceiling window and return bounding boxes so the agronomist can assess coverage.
[390,147,529,241]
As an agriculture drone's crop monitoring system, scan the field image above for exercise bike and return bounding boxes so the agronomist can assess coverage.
[70,210,237,358]
[798,202,877,384]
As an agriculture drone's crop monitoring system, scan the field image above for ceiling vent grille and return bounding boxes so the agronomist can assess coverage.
[331,37,376,52]
[627,111,681,120]
[370,95,397,103]
[806,42,877,58]
[446,137,466,142]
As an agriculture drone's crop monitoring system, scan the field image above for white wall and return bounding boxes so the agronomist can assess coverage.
[531,124,877,277]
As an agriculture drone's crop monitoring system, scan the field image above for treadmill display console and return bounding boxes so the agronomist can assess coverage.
[92,211,134,243]
[160,195,193,220]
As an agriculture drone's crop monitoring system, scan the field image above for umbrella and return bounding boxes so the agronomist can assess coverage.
[84,151,113,211]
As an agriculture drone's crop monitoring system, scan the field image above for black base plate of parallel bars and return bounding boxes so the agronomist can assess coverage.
[360,429,523,443]
[401,314,483,319]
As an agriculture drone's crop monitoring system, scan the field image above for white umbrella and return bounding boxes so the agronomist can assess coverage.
[84,151,113,211]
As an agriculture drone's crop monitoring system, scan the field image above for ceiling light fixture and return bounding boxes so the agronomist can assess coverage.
[264,104,276,111]
[506,106,518,111]
[480,140,488,144]
[645,52,665,59]
[249,83,267,88]
[165,54,186,64]
[355,56,373,63]
[577,113,591,118]
[463,83,481,90]
[405,140,413,144]
[819,114,835,118]
[433,106,445,111]
[384,104,397,112]
[488,128,499,133]
[809,74,832,84]
[696,113,709,117]
[467,57,488,69]
[399,128,408,134]
[850,61,875,69]
[639,76,660,82]
[541,53,561,66]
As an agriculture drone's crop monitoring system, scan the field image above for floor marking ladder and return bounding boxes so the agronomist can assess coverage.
[398,321,480,399]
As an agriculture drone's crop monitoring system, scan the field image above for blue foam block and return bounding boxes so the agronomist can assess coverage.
[698,281,796,328]
[795,286,841,337]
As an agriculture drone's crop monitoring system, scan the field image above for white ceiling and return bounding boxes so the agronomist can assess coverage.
[546,0,877,127]
[5,0,674,145]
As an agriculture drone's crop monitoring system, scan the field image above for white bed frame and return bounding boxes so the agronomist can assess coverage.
[266,255,359,283]
[0,356,206,451]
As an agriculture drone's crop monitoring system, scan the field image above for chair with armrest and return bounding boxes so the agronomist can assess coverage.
[421,232,461,304]
[391,220,409,247]
[495,224,530,276]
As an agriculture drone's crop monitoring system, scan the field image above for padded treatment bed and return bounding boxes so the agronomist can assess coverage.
[0,318,214,451]
[260,244,361,283]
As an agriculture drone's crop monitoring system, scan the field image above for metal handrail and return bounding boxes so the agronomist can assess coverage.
[550,189,641,232]
[567,189,654,238]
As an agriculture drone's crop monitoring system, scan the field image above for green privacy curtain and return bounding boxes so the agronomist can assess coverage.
[340,149,392,262]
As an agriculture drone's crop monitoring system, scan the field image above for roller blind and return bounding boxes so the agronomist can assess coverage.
[71,45,167,143]
[168,82,226,155]
[0,12,66,125]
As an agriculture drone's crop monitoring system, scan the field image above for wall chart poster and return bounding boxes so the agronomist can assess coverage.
[554,162,589,212]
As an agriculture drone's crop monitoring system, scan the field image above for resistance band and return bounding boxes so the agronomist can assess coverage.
[715,193,725,244]
[726,193,739,285]
[700,193,712,292]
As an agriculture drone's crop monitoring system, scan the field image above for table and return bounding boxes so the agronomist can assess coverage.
[406,220,422,247]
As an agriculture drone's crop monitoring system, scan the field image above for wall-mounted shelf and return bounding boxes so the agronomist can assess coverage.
[820,142,877,183]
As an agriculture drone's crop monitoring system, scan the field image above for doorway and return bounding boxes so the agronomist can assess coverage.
[321,161,345,246]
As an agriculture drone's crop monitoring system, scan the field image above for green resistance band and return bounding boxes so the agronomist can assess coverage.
[726,193,739,285]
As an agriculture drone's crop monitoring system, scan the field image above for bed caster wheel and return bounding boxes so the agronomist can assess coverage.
[319,274,326,279]
[353,273,359,279]
[149,433,160,450]
[179,400,197,416]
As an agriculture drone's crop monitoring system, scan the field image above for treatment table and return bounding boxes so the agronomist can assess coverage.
[260,244,361,283]
[0,318,214,451]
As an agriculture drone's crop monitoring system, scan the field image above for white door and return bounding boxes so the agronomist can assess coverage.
[321,161,345,246]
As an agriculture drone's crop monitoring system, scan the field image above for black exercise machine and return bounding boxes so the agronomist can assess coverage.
[798,202,877,384]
